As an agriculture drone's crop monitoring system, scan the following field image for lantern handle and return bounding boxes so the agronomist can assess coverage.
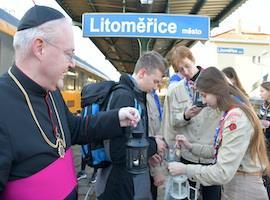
[188,185,198,200]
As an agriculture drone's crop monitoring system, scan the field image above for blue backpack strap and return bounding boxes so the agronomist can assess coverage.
[91,103,99,116]
[134,98,142,116]
[83,106,88,118]
[107,91,142,116]
[82,103,99,117]
[81,107,89,156]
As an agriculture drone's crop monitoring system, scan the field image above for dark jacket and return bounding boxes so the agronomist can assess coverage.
[259,102,270,140]
[97,74,157,200]
[0,65,123,199]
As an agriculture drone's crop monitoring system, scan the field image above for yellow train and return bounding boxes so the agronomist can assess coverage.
[61,90,81,114]
[60,65,110,114]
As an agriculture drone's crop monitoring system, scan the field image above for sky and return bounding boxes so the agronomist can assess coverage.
[212,0,270,35]
[1,0,270,81]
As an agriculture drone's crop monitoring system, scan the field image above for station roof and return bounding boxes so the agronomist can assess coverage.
[56,0,247,74]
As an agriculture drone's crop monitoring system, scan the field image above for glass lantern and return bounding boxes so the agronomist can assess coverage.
[126,121,149,174]
[169,175,189,199]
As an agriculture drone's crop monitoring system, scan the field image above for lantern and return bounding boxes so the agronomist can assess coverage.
[126,121,149,174]
[169,175,189,199]
[165,147,190,199]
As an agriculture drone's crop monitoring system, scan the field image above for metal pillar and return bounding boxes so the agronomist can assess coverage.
[138,38,151,56]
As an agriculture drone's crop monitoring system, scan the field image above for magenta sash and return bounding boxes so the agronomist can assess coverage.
[1,148,77,200]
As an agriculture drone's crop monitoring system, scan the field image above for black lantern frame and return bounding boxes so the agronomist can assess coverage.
[126,121,149,174]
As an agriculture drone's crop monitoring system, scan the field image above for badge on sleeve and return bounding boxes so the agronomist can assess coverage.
[229,123,237,131]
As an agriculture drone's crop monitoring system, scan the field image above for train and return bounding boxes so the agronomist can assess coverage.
[61,57,110,113]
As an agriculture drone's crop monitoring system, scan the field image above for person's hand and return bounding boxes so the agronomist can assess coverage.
[261,119,270,129]
[118,107,140,127]
[175,135,192,150]
[155,137,167,157]
[149,153,162,167]
[168,162,187,176]
[184,105,202,119]
[153,173,165,187]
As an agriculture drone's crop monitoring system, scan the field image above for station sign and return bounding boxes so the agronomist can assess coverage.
[82,13,209,40]
[217,47,244,54]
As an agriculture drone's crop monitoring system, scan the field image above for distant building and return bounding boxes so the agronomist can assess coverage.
[196,28,270,94]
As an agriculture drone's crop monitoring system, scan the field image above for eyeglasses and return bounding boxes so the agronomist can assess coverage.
[44,39,75,62]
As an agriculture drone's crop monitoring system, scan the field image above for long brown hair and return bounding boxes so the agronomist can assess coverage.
[222,67,248,97]
[196,67,269,173]
[260,82,270,107]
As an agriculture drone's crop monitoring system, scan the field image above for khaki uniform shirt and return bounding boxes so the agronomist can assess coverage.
[147,93,161,137]
[186,108,264,186]
[146,93,164,176]
[162,80,221,164]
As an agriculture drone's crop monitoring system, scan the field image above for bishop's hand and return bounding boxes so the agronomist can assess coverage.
[118,107,140,127]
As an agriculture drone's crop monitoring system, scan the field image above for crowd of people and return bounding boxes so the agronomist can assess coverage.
[1,4,270,200]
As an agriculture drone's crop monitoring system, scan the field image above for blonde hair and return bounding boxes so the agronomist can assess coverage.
[196,67,269,174]
[134,51,167,74]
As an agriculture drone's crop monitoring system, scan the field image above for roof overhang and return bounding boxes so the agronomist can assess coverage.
[56,0,247,73]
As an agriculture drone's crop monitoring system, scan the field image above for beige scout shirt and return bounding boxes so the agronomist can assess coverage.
[185,108,264,186]
[162,80,221,164]
[146,93,165,176]
[147,93,161,137]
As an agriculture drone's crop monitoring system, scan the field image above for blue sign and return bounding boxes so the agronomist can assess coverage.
[82,13,209,40]
[217,47,244,54]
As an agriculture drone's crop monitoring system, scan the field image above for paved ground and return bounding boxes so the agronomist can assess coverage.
[72,145,166,200]
[72,145,96,200]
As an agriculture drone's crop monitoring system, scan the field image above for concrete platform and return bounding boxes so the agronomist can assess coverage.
[72,145,96,200]
[72,145,166,200]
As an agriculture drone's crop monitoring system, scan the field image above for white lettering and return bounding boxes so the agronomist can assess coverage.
[110,21,121,32]
[89,18,99,32]
[104,18,111,32]
[182,28,202,35]
[146,18,154,32]
[121,21,136,32]
[158,22,167,34]
[168,23,177,33]
[218,48,243,54]
[100,18,105,32]
[137,18,146,33]
[89,17,178,35]
[153,18,158,33]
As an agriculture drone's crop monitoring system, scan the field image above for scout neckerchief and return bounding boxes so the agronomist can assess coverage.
[184,79,194,101]
[213,106,237,164]
[8,68,66,158]
[151,91,162,121]
[184,66,204,101]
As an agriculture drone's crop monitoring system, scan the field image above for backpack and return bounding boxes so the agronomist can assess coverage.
[80,80,141,169]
